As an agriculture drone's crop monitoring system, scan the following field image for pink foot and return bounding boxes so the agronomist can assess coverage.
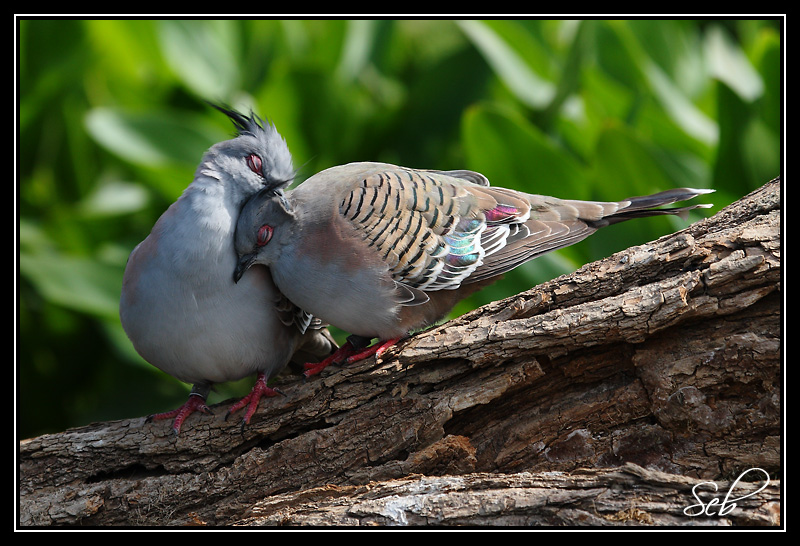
[225,372,282,426]
[302,341,357,377]
[146,391,212,435]
[302,337,401,377]
[345,337,401,364]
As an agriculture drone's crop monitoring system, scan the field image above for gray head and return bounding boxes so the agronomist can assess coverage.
[233,186,295,283]
[200,104,296,200]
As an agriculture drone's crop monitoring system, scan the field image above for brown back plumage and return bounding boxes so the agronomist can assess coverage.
[337,164,713,293]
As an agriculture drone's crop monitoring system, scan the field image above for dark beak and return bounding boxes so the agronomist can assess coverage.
[233,254,256,283]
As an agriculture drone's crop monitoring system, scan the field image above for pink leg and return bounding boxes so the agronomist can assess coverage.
[345,337,401,364]
[303,337,401,377]
[302,341,357,377]
[225,372,282,426]
[146,389,212,436]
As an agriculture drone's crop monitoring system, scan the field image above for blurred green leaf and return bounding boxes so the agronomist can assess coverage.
[713,80,779,196]
[337,20,394,83]
[19,251,122,320]
[77,180,150,217]
[593,122,689,199]
[750,27,781,135]
[705,25,765,103]
[84,107,220,167]
[83,20,168,103]
[592,20,650,93]
[458,20,556,109]
[157,20,241,99]
[643,60,718,146]
[462,103,588,198]
[627,20,706,94]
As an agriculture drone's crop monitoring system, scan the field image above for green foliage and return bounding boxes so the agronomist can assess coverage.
[18,18,781,438]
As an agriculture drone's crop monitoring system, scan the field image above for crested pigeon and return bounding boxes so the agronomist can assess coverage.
[234,162,712,376]
[119,105,336,434]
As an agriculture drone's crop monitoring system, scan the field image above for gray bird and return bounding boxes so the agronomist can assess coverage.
[119,105,336,434]
[234,162,713,375]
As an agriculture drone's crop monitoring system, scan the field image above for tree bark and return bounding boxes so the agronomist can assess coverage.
[18,178,781,527]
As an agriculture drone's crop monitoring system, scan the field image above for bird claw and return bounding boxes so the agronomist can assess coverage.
[146,392,212,435]
[302,337,401,377]
[302,341,358,377]
[225,372,282,427]
[345,337,400,364]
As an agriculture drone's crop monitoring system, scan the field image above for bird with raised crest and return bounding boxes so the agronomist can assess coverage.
[119,105,336,434]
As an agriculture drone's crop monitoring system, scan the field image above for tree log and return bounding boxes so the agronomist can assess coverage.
[18,179,781,527]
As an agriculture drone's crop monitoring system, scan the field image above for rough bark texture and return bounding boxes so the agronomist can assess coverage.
[18,179,781,527]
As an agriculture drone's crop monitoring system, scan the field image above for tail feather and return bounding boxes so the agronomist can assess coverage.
[467,187,714,284]
[601,188,714,225]
[622,187,715,210]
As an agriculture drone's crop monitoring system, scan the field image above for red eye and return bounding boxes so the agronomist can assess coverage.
[257,224,273,246]
[247,154,263,176]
